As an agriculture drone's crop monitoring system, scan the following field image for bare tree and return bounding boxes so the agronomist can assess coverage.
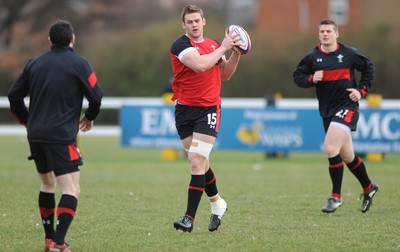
[0,0,91,49]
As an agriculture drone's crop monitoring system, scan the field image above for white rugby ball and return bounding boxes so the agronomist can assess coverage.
[225,25,251,55]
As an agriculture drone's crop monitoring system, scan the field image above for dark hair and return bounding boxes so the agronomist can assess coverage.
[49,20,74,46]
[319,19,338,31]
[181,5,204,23]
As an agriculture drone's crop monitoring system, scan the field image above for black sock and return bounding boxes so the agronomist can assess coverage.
[38,191,55,239]
[328,154,344,198]
[185,174,205,220]
[53,194,77,245]
[205,167,218,197]
[346,155,371,189]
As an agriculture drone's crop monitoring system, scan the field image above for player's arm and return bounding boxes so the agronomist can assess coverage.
[181,46,228,73]
[181,32,240,73]
[293,56,318,88]
[352,48,375,97]
[78,61,103,122]
[8,66,30,126]
[219,51,241,81]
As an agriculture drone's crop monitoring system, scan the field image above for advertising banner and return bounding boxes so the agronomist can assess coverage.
[120,105,399,153]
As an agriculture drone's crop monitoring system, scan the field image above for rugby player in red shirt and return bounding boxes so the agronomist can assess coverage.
[170,5,242,232]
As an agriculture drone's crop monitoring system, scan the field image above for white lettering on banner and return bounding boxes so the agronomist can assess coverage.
[382,112,400,139]
[129,137,182,148]
[353,142,393,152]
[356,113,380,139]
[354,112,399,140]
[140,108,176,135]
[261,126,303,147]
[243,110,298,121]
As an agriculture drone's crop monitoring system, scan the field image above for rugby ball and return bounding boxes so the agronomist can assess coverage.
[225,25,251,55]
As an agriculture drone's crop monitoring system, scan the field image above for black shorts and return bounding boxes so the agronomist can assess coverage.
[323,108,359,133]
[28,142,82,176]
[175,104,221,139]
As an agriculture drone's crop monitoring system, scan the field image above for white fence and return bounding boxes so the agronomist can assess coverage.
[1,96,399,136]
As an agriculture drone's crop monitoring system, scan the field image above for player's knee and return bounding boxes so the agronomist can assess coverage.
[188,153,207,172]
[188,139,213,173]
[64,187,80,199]
[324,142,338,157]
[40,182,56,192]
[75,190,81,199]
[72,183,81,198]
[188,139,213,158]
[340,152,355,163]
[40,175,57,192]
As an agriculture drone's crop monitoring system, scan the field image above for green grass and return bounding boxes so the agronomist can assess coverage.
[0,136,399,251]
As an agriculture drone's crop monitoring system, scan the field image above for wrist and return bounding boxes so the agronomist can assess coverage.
[232,48,241,55]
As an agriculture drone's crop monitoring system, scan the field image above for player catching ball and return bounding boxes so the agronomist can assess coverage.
[170,5,243,232]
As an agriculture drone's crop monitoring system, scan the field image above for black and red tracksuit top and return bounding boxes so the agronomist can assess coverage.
[293,43,375,118]
[8,45,104,144]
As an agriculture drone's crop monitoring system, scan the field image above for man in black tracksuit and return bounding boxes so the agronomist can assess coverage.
[8,20,103,252]
[293,19,378,214]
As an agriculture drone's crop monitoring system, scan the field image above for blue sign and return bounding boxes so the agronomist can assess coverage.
[217,108,324,151]
[120,105,399,153]
[120,105,181,148]
[352,109,399,153]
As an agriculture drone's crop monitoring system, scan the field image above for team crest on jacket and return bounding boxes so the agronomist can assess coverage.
[337,54,343,63]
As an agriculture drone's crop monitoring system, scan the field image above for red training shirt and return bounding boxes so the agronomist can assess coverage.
[170,35,223,107]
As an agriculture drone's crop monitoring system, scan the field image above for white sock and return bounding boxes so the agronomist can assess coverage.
[210,197,227,217]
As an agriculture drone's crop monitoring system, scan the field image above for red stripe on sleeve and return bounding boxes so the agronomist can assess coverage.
[68,144,80,161]
[360,86,367,96]
[308,74,313,83]
[88,71,97,88]
[322,68,350,81]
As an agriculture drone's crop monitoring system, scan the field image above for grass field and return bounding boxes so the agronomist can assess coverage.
[0,136,399,251]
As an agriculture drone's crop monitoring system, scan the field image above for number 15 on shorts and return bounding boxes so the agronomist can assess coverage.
[207,113,217,129]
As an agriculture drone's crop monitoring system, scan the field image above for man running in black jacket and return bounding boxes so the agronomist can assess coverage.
[293,19,378,214]
[8,20,103,252]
